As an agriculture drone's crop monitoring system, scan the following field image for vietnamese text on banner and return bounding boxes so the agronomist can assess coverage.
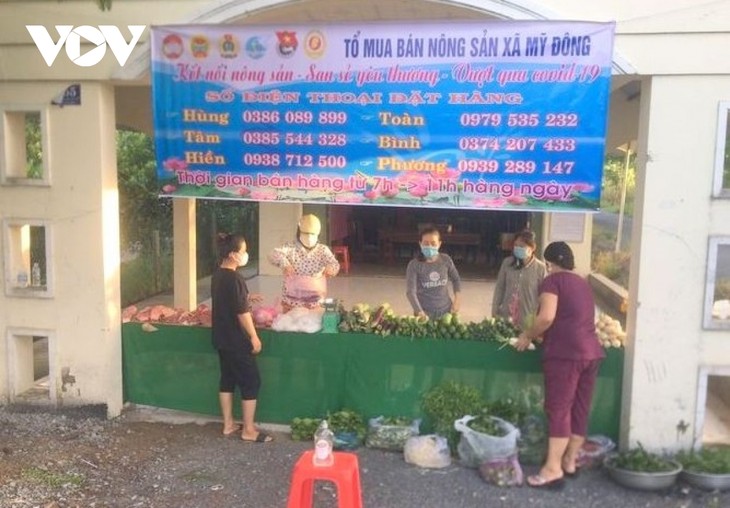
[151,21,614,211]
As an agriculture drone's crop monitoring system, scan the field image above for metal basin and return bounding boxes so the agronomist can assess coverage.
[681,470,730,491]
[604,456,682,491]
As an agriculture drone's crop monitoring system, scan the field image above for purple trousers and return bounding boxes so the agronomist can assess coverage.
[543,359,602,438]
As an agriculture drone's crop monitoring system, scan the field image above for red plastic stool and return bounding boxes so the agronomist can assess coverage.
[287,450,363,508]
[332,245,351,274]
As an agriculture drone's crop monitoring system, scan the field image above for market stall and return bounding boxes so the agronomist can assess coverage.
[122,323,623,439]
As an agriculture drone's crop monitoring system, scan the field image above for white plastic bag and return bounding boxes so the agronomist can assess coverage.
[403,435,451,469]
[271,307,323,333]
[454,415,520,468]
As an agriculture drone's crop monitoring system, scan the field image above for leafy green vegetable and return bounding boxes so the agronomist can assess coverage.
[466,415,506,437]
[290,417,322,441]
[676,447,730,474]
[610,443,677,473]
[422,381,488,452]
[327,409,367,439]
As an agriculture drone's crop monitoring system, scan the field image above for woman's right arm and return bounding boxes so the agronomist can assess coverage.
[405,261,424,316]
[269,245,294,275]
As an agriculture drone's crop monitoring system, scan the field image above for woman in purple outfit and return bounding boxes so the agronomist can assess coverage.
[515,241,605,489]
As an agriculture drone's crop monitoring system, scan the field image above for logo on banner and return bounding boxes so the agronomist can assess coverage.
[190,35,209,59]
[162,33,184,59]
[245,36,266,59]
[276,31,298,57]
[304,30,326,59]
[219,34,239,59]
[26,25,145,67]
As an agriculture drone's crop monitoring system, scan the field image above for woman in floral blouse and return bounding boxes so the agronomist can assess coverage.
[268,214,340,311]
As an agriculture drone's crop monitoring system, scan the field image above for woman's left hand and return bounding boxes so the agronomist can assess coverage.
[451,301,460,313]
[514,334,533,352]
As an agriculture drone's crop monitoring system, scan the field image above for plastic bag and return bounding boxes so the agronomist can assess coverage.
[366,416,421,451]
[403,435,452,469]
[271,307,323,333]
[284,274,327,304]
[252,301,279,328]
[517,413,547,465]
[333,431,361,451]
[576,435,616,468]
[479,453,524,487]
[454,415,520,468]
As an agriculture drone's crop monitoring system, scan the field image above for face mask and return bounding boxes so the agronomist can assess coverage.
[299,233,318,248]
[421,246,439,258]
[513,246,529,260]
[235,251,249,267]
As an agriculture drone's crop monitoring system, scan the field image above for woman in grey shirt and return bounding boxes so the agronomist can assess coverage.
[406,228,462,319]
[491,230,547,330]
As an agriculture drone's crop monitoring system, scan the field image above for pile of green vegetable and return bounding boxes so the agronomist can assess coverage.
[610,444,678,472]
[338,303,519,341]
[366,416,420,451]
[290,417,322,441]
[676,447,730,474]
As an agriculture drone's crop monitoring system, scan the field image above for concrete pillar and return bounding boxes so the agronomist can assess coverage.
[258,202,303,276]
[173,198,197,310]
[621,76,716,451]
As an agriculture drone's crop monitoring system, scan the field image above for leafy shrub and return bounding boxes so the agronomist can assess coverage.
[593,251,631,288]
[422,381,487,451]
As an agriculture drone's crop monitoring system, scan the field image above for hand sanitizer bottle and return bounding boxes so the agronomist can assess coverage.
[312,420,334,467]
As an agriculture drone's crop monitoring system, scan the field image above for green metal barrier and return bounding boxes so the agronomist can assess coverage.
[122,323,623,439]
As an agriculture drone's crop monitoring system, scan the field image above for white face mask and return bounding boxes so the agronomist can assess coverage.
[299,233,318,248]
[234,251,249,267]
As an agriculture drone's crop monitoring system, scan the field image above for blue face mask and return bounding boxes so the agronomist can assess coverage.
[513,246,529,260]
[421,246,439,258]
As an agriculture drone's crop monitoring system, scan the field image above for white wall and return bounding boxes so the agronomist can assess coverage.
[258,202,303,276]
[0,82,122,415]
[623,75,730,450]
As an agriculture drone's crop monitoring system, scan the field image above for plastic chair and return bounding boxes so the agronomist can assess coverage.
[287,450,363,508]
[332,245,351,274]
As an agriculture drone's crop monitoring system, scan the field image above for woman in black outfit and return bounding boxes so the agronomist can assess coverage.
[211,233,272,442]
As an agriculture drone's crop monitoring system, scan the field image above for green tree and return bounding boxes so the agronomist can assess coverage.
[25,113,43,178]
[116,130,172,247]
[601,154,636,215]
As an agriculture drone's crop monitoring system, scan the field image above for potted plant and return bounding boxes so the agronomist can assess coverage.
[604,444,682,491]
[676,447,730,491]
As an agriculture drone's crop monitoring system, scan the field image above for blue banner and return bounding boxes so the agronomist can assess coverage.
[151,21,614,211]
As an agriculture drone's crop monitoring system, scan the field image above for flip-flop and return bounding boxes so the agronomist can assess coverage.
[222,424,243,437]
[242,431,274,443]
[527,474,565,490]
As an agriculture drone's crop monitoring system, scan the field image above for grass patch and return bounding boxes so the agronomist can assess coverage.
[593,251,631,288]
[22,466,84,487]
